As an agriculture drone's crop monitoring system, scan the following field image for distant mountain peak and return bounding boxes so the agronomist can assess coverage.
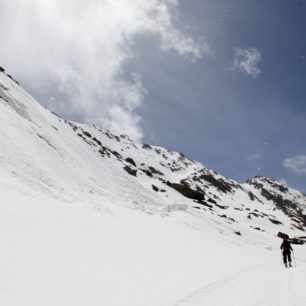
[247,176,289,193]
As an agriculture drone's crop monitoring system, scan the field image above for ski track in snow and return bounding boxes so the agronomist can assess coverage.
[169,262,306,306]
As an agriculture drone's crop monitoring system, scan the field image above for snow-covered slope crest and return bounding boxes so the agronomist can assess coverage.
[0,68,305,239]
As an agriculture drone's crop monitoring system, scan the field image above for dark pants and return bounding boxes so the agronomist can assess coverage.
[283,251,291,264]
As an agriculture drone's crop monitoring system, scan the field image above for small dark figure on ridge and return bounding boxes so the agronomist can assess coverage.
[280,237,293,267]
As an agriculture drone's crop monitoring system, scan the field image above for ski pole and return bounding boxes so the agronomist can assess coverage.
[292,250,296,267]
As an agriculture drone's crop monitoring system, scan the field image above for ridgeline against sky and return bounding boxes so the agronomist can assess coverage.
[0,0,305,192]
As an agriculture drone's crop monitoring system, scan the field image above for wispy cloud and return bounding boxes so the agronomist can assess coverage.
[232,48,261,78]
[0,0,210,140]
[279,178,288,186]
[282,155,306,174]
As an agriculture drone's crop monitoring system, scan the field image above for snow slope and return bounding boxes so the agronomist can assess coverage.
[169,262,306,306]
[2,184,306,306]
[0,68,306,305]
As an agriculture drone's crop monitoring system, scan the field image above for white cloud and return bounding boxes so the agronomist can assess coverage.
[0,0,209,140]
[283,155,306,174]
[232,48,261,78]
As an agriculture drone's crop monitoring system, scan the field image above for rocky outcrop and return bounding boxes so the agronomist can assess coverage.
[166,181,205,202]
[247,176,306,230]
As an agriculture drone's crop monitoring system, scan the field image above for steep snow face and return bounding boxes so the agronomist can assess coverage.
[0,70,166,214]
[0,69,305,239]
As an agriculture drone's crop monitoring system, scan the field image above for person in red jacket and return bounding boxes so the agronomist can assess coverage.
[280,237,293,267]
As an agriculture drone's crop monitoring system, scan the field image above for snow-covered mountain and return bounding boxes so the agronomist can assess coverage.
[1,67,304,238]
[1,67,306,306]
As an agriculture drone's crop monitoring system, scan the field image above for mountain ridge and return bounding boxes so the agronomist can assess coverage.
[0,67,305,239]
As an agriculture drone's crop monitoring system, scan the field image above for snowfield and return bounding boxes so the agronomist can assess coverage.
[1,185,306,306]
[0,69,306,305]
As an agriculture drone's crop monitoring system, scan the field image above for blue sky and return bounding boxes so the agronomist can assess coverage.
[128,0,306,192]
[0,0,305,192]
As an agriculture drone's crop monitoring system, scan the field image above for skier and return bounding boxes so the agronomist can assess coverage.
[280,236,293,267]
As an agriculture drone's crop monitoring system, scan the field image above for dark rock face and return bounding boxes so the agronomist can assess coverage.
[148,166,163,176]
[290,238,305,245]
[105,131,121,142]
[190,170,240,194]
[207,198,217,204]
[279,185,289,193]
[268,218,283,225]
[166,181,205,202]
[99,147,111,158]
[141,169,153,177]
[140,166,164,178]
[0,66,5,72]
[123,165,137,177]
[6,74,20,85]
[152,185,159,192]
[93,137,102,146]
[248,191,255,201]
[125,157,136,167]
[215,203,229,210]
[142,144,152,150]
[200,174,232,193]
[247,191,263,203]
[83,131,92,138]
[111,150,122,160]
